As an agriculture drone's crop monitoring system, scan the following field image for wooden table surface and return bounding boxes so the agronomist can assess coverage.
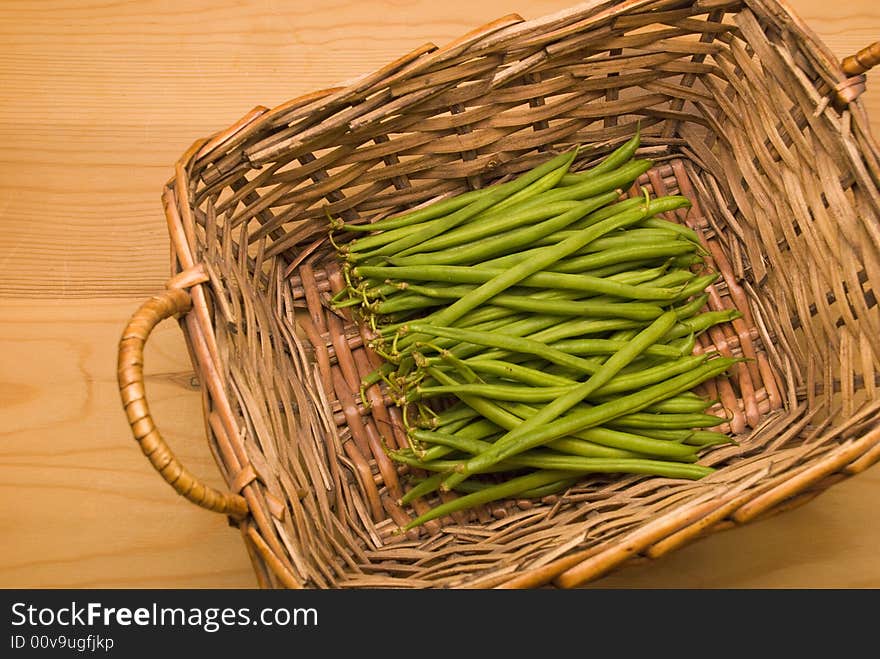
[2,0,879,589]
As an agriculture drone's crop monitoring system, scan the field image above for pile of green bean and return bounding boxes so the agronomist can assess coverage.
[330,129,741,530]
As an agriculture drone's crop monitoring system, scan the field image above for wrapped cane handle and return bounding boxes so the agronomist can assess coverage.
[117,288,249,519]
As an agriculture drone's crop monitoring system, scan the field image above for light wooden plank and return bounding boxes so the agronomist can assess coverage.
[2,0,880,589]
[0,298,256,587]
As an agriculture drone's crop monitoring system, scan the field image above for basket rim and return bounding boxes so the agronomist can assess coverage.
[171,0,880,183]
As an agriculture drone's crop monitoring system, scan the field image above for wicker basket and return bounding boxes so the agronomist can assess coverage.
[118,0,880,589]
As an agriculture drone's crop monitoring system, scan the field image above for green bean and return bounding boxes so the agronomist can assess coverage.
[589,354,709,397]
[373,292,446,315]
[345,131,739,524]
[418,418,510,462]
[385,303,531,338]
[421,367,641,464]
[399,472,447,505]
[687,430,736,447]
[671,254,704,268]
[507,453,713,478]
[492,401,702,462]
[340,185,495,234]
[508,478,580,498]
[374,133,639,241]
[447,356,737,484]
[576,260,664,279]
[641,396,714,414]
[380,306,546,356]
[409,158,592,249]
[366,281,407,301]
[510,225,684,254]
[389,192,621,266]
[564,193,645,224]
[445,315,575,362]
[609,411,728,430]
[450,305,520,329]
[549,242,697,274]
[662,309,742,341]
[442,311,678,490]
[672,391,708,401]
[605,264,673,285]
[360,259,673,288]
[548,432,699,462]
[386,191,672,341]
[388,451,509,474]
[525,317,643,345]
[396,312,534,357]
[436,478,507,495]
[398,281,583,304]
[608,328,639,341]
[355,265,685,301]
[381,305,514,341]
[670,333,698,356]
[495,159,652,215]
[432,475,579,498]
[403,452,712,530]
[439,417,501,441]
[431,403,482,428]
[640,216,702,244]
[403,470,581,530]
[341,219,435,255]
[471,317,649,365]
[416,382,576,403]
[570,127,641,180]
[571,202,687,239]
[433,415,475,435]
[423,288,667,320]
[420,403,706,477]
[455,358,575,387]
[410,429,643,464]
[476,224,682,269]
[360,361,397,390]
[533,228,686,250]
[640,269,696,289]
[394,200,587,258]
[418,423,506,463]
[487,163,575,214]
[424,365,525,423]
[547,338,684,359]
[351,148,578,258]
[673,293,710,320]
[615,427,732,448]
[409,324,605,375]
[619,427,693,441]
[398,444,699,479]
[672,273,720,302]
[584,228,686,249]
[558,173,584,186]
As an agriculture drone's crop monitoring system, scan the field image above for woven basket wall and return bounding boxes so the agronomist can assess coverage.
[118,0,880,589]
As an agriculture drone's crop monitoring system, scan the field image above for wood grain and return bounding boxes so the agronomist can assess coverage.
[0,299,254,587]
[1,0,877,298]
[1,0,879,588]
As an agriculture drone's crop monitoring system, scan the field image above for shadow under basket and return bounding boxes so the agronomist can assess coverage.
[118,0,880,588]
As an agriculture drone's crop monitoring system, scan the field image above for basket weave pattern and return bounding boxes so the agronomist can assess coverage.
[118,0,880,588]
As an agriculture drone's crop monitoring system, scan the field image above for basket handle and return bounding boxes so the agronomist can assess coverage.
[117,287,249,519]
[831,42,880,109]
[842,41,880,76]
